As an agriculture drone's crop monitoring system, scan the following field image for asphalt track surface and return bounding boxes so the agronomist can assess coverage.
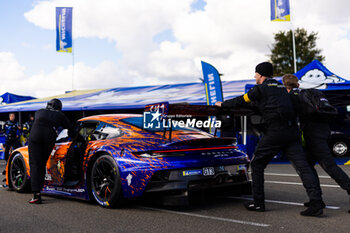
[1,161,350,233]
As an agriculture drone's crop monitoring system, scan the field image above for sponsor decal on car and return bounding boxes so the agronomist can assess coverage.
[126,173,133,186]
[183,169,203,176]
[44,167,52,181]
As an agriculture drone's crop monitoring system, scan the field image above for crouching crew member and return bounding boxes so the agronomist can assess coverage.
[28,98,73,204]
[216,62,324,216]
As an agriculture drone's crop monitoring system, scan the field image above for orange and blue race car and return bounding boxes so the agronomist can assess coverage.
[5,103,252,207]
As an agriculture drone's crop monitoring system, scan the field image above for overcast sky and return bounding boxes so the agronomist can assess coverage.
[1,0,350,98]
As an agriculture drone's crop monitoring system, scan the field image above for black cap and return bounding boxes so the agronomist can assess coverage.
[46,98,62,111]
[255,62,273,77]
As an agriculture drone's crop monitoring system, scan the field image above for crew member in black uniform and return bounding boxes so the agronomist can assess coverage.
[216,62,324,216]
[2,113,21,175]
[28,99,73,204]
[283,74,350,203]
[23,114,34,139]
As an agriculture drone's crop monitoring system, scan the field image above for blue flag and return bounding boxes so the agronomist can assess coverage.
[56,7,73,53]
[271,0,290,21]
[201,61,223,106]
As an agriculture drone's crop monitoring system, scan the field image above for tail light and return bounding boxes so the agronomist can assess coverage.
[133,146,238,158]
[133,151,186,158]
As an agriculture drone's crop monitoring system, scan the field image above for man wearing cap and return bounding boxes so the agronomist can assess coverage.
[216,62,324,216]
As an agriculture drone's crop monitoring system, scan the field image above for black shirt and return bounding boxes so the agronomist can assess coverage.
[29,108,73,143]
[222,78,295,125]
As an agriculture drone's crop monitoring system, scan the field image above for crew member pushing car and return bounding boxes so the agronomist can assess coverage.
[28,98,73,204]
[216,62,324,216]
[283,74,350,210]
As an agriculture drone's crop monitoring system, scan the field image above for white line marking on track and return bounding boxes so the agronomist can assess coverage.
[264,173,331,179]
[265,180,340,188]
[224,196,340,210]
[138,206,270,227]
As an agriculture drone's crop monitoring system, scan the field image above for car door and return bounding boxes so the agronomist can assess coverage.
[45,129,73,186]
[45,121,100,186]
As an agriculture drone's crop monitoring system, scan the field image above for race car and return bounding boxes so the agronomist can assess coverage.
[5,103,252,207]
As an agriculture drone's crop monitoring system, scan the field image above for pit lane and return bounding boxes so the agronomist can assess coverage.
[1,161,350,233]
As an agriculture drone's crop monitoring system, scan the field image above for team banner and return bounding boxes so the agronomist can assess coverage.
[56,7,73,53]
[201,61,223,106]
[271,0,290,21]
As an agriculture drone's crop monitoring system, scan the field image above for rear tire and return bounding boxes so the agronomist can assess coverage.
[9,153,30,192]
[88,154,123,207]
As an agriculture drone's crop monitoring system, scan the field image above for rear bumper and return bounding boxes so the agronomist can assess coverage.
[144,164,250,193]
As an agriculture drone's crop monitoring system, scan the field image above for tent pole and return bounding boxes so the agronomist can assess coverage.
[292,27,297,73]
[18,112,22,125]
[71,7,75,91]
[72,44,74,90]
[290,0,297,73]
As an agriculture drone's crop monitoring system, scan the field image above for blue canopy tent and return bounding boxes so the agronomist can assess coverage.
[294,60,350,107]
[0,80,257,160]
[0,92,35,104]
[295,60,350,90]
[0,80,256,113]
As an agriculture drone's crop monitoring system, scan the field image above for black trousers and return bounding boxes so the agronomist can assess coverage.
[251,123,322,204]
[28,139,55,193]
[4,138,20,162]
[303,121,350,192]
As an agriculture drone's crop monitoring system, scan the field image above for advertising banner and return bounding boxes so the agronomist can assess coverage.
[201,61,223,106]
[56,7,73,53]
[271,0,290,21]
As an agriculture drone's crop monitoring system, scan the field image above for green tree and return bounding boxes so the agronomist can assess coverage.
[269,28,325,76]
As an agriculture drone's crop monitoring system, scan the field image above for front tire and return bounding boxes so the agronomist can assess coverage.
[9,153,30,192]
[89,154,123,207]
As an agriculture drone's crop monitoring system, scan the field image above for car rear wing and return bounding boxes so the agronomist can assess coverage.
[144,102,256,141]
[144,102,255,119]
